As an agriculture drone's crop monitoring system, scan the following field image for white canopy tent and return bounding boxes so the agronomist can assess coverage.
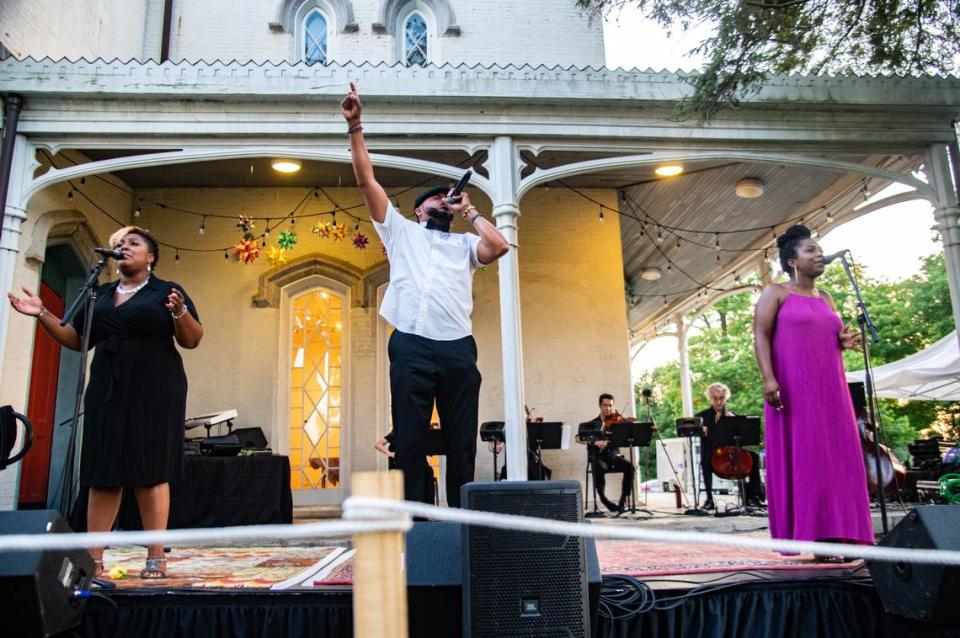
[847,332,960,401]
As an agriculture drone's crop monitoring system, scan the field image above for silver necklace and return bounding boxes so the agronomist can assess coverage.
[117,276,150,296]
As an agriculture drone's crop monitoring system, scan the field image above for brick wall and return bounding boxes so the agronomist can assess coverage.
[0,0,151,61]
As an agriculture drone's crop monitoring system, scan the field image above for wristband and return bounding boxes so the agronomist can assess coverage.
[348,123,363,134]
[171,307,188,320]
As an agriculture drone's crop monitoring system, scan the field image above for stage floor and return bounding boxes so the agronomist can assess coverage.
[96,491,874,592]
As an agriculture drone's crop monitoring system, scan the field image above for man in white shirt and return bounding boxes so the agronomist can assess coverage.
[341,82,510,506]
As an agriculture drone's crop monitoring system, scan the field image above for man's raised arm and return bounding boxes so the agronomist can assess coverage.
[341,82,389,224]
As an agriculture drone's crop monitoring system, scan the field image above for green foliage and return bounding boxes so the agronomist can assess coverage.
[576,0,960,119]
[635,248,957,467]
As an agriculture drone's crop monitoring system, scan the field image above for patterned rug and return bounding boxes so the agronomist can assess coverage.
[311,539,859,586]
[101,546,343,590]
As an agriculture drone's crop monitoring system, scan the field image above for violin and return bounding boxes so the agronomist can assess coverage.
[602,410,636,430]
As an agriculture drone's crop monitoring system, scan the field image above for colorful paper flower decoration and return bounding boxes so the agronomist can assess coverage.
[352,232,369,250]
[277,229,298,250]
[329,223,347,241]
[311,222,331,238]
[236,215,256,239]
[233,238,260,264]
[267,245,288,266]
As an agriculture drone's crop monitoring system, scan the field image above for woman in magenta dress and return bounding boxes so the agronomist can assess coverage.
[754,224,873,549]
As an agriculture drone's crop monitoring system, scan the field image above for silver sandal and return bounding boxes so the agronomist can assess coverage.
[141,556,167,579]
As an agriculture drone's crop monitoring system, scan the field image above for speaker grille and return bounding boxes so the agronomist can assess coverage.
[464,482,588,638]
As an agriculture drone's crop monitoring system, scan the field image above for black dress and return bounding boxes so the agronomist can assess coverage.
[73,277,199,488]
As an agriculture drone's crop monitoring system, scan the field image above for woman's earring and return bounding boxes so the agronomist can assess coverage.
[147,264,152,273]
[792,264,798,281]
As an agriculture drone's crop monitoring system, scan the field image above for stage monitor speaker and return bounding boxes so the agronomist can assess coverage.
[233,427,269,450]
[869,505,960,623]
[0,510,94,637]
[406,519,600,638]
[461,480,591,638]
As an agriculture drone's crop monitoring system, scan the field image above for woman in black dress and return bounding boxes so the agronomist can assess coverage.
[8,226,203,578]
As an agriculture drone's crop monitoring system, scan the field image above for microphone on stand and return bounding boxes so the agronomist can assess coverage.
[641,387,654,405]
[822,249,849,265]
[93,247,125,260]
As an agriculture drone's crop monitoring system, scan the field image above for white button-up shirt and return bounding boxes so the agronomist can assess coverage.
[374,203,482,341]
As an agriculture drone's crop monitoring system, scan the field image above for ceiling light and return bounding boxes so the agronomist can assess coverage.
[271,158,302,173]
[735,177,765,198]
[655,164,683,178]
[640,267,662,281]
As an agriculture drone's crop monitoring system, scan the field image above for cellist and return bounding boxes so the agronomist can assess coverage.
[697,383,763,509]
[576,393,635,513]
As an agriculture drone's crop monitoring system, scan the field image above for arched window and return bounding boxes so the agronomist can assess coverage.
[402,12,429,66]
[303,9,329,64]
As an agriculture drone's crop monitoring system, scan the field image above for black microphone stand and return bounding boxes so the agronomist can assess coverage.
[838,254,888,535]
[643,393,689,509]
[57,255,110,517]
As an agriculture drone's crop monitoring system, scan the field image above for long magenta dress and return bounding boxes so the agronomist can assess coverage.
[764,292,874,544]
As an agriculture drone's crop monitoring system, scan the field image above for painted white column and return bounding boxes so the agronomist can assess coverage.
[676,314,694,417]
[0,135,34,386]
[486,136,527,480]
[925,143,960,348]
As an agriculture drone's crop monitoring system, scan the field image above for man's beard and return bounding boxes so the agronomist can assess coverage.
[423,206,454,232]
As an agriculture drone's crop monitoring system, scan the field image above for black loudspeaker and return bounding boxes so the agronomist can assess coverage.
[0,510,94,637]
[462,480,592,638]
[234,427,269,449]
[869,505,960,623]
[405,519,601,637]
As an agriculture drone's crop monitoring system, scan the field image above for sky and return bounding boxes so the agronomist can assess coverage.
[597,9,945,377]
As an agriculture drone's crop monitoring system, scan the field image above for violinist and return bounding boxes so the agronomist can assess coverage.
[576,393,635,513]
[489,406,553,480]
[696,383,763,510]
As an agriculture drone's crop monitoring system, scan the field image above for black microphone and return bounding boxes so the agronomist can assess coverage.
[822,249,849,265]
[641,387,653,404]
[93,247,125,260]
[445,169,473,204]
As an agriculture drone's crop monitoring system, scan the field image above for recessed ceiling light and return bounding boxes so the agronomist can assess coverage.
[640,267,662,281]
[655,165,683,178]
[735,177,765,198]
[271,158,302,173]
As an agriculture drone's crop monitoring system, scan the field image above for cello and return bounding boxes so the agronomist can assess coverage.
[710,411,753,480]
[858,416,906,498]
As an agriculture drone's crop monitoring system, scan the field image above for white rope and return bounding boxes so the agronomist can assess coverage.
[0,518,410,553]
[344,496,960,566]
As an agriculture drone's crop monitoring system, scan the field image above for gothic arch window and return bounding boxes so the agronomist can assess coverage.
[373,0,461,47]
[270,0,358,63]
[402,11,430,66]
[303,9,329,64]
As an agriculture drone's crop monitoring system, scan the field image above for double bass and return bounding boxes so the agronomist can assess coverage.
[858,417,906,498]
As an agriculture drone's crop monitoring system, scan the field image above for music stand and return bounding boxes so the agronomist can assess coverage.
[479,421,505,480]
[578,421,606,518]
[674,417,709,516]
[606,421,654,515]
[708,416,762,517]
[526,421,563,481]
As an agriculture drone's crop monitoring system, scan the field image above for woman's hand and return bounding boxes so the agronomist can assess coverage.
[839,323,862,351]
[764,378,784,410]
[165,289,187,318]
[8,287,44,317]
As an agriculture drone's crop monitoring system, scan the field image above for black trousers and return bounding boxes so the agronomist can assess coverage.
[591,449,634,506]
[389,330,481,508]
[701,443,763,503]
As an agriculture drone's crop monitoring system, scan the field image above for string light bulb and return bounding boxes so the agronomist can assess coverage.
[175,248,181,263]
[599,206,605,223]
[67,189,74,201]
[198,217,206,235]
[656,226,663,243]
[826,210,834,223]
[134,206,141,218]
[715,234,721,251]
[80,177,86,185]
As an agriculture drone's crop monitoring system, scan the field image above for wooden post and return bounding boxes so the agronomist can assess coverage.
[351,470,409,638]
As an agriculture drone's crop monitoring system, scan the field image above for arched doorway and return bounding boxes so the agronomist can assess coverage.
[287,284,349,505]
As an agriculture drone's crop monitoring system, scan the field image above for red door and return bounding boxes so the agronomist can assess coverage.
[19,283,64,506]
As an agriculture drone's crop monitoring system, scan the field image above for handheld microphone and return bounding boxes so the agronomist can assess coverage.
[445,169,473,204]
[822,249,849,265]
[93,247,125,260]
